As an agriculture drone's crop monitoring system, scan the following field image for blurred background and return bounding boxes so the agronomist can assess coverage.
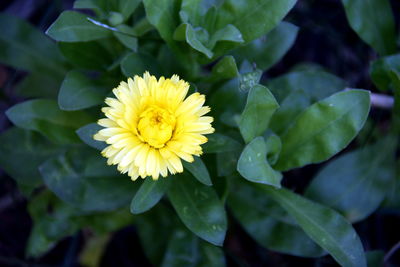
[0,0,399,266]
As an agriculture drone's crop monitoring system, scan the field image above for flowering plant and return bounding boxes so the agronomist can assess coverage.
[0,0,399,266]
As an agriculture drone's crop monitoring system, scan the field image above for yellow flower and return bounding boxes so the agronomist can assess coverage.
[94,72,214,181]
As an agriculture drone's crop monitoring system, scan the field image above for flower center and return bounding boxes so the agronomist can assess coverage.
[137,105,176,148]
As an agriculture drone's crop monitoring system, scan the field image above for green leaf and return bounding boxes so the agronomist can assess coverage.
[121,52,161,77]
[6,99,92,144]
[183,158,212,186]
[228,177,325,257]
[131,178,170,214]
[274,90,371,171]
[27,191,79,257]
[268,69,347,103]
[178,23,213,58]
[161,227,199,267]
[59,41,113,70]
[237,136,282,187]
[370,54,400,92]
[0,13,65,75]
[143,0,180,44]
[265,133,282,165]
[210,56,239,81]
[0,128,63,186]
[58,71,106,111]
[263,186,367,267]
[161,227,226,267]
[268,70,347,135]
[216,0,297,43]
[76,123,108,151]
[114,0,141,20]
[136,204,177,266]
[239,84,279,143]
[208,24,244,49]
[113,31,138,51]
[305,137,396,222]
[233,22,298,71]
[341,0,396,55]
[15,72,62,98]
[168,173,227,246]
[39,147,139,212]
[202,133,242,154]
[269,89,311,135]
[46,11,112,42]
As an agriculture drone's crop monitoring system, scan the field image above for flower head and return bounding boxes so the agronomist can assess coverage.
[94,72,214,181]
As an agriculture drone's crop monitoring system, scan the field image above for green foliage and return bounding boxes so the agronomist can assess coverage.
[264,186,367,267]
[46,11,112,42]
[239,84,279,143]
[6,99,92,144]
[168,173,227,246]
[341,0,396,55]
[228,177,325,257]
[274,90,371,171]
[306,137,396,222]
[237,136,282,187]
[2,0,398,265]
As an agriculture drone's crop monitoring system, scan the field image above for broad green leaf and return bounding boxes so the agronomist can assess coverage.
[305,137,396,222]
[15,72,62,98]
[0,128,63,186]
[269,89,311,135]
[40,147,139,212]
[196,240,226,267]
[177,23,213,58]
[131,178,170,214]
[143,0,180,44]
[59,41,113,70]
[168,173,227,246]
[267,69,347,103]
[121,52,161,77]
[135,204,177,266]
[264,133,282,165]
[161,227,199,267]
[208,24,244,50]
[268,70,347,135]
[202,133,242,153]
[228,177,325,257]
[58,71,106,111]
[76,123,107,151]
[46,11,112,42]
[274,90,371,171]
[239,84,279,143]
[113,0,141,20]
[161,227,226,267]
[216,150,240,177]
[341,0,396,55]
[6,99,92,144]
[370,54,400,92]
[113,31,138,51]
[27,191,79,257]
[0,13,65,75]
[216,0,297,43]
[183,157,212,186]
[210,56,238,81]
[263,186,367,267]
[234,21,298,71]
[237,137,282,187]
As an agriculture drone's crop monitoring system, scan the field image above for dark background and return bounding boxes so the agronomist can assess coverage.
[0,0,399,266]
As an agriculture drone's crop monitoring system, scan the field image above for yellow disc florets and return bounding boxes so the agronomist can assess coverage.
[94,72,214,181]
